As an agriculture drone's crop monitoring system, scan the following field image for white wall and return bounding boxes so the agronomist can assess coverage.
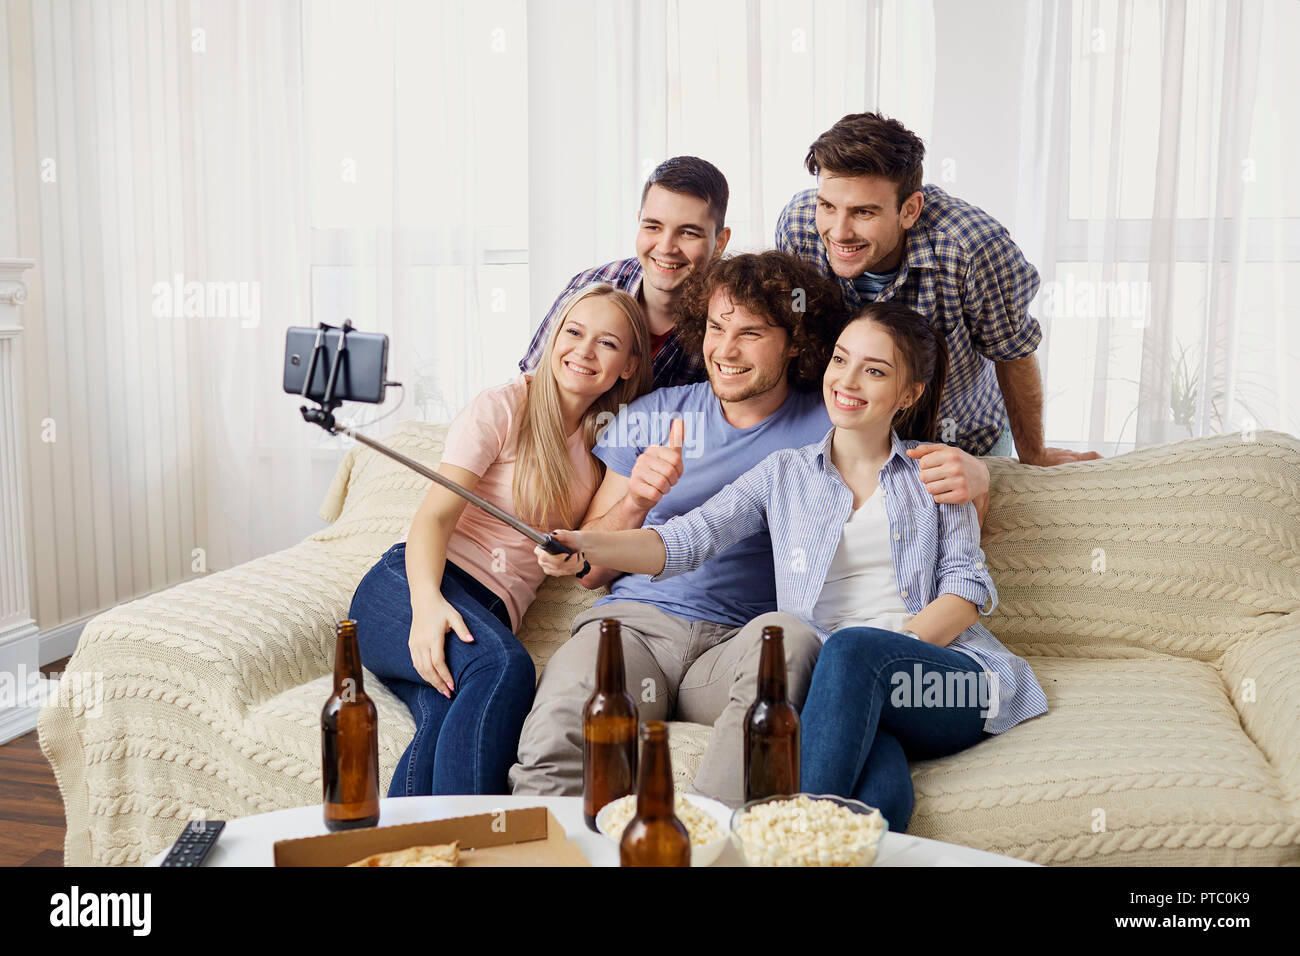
[928,0,1031,232]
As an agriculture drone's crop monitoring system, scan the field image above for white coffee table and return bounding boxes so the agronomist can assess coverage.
[147,794,1037,867]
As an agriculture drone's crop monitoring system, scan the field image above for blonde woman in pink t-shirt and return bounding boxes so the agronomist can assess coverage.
[348,284,652,796]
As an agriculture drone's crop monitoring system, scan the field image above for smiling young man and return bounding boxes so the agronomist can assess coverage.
[776,112,1101,469]
[509,251,845,806]
[519,156,732,389]
[512,255,997,809]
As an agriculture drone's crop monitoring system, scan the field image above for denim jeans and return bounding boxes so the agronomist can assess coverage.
[799,627,991,832]
[985,421,1016,457]
[348,542,536,796]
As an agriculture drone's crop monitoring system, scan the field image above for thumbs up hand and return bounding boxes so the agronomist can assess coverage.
[627,416,686,512]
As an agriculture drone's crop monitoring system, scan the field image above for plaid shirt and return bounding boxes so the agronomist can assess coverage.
[775,185,1042,456]
[519,257,707,389]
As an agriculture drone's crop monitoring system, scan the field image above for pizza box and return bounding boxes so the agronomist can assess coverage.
[272,806,591,867]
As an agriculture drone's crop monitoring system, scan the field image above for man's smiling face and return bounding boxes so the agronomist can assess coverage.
[700,287,796,404]
[634,185,725,295]
[814,173,918,278]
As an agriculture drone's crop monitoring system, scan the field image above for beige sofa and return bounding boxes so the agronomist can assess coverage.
[39,423,1300,866]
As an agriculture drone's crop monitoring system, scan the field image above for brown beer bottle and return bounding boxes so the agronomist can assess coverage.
[322,619,380,830]
[743,625,800,802]
[619,720,690,867]
[582,618,638,831]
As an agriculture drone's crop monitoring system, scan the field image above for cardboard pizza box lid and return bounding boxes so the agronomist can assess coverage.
[273,806,591,867]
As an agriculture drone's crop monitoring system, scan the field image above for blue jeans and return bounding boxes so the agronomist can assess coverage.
[348,542,536,796]
[985,421,1015,457]
[799,627,991,832]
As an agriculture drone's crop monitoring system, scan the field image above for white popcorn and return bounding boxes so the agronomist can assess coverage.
[732,795,886,867]
[600,794,725,846]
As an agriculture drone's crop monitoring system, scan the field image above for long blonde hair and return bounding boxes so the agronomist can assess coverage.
[513,284,653,529]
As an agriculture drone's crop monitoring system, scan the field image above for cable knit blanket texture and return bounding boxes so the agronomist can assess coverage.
[38,423,1300,866]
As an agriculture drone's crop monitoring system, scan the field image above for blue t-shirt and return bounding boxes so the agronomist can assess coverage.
[592,381,832,627]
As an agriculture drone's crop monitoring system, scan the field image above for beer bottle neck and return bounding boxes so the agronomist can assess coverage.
[596,630,627,693]
[636,726,674,817]
[334,623,365,693]
[756,635,787,702]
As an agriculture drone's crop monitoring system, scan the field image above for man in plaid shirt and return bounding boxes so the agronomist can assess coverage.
[519,156,731,389]
[777,112,1101,475]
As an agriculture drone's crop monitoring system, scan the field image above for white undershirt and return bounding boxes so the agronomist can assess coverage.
[811,487,913,637]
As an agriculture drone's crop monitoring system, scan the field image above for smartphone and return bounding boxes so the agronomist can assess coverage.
[283,325,389,404]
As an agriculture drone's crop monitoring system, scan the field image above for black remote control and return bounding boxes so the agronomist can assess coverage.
[160,820,226,867]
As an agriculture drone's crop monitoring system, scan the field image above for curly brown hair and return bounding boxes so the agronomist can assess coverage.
[672,252,847,393]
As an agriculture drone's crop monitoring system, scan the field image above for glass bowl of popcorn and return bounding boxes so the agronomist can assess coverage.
[729,793,888,867]
[595,793,733,867]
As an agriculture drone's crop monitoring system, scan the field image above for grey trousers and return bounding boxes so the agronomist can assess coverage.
[508,599,822,807]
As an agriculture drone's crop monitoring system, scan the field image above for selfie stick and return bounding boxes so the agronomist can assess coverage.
[298,320,590,579]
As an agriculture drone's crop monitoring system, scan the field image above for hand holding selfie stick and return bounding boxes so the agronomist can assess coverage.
[296,320,590,579]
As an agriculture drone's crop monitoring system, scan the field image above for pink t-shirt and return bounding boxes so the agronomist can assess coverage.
[435,373,599,631]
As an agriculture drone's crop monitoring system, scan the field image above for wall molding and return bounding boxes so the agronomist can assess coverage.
[0,258,36,745]
[39,614,92,667]
[0,280,27,307]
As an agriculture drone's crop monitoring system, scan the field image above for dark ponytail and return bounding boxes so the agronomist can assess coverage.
[843,301,948,442]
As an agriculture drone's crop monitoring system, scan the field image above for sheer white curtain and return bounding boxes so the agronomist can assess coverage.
[23,0,1294,637]
[16,0,524,637]
[304,0,529,424]
[527,0,936,320]
[1016,0,1299,452]
[14,0,312,630]
[187,0,314,570]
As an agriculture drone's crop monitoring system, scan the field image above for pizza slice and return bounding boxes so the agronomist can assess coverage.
[346,840,460,867]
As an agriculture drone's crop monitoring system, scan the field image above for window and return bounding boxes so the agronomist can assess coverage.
[1039,0,1299,448]
[303,0,531,443]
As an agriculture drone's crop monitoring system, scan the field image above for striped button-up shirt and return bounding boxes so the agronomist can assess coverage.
[519,257,707,390]
[775,185,1043,457]
[648,425,1048,734]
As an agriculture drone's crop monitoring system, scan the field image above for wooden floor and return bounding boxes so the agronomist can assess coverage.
[0,657,70,866]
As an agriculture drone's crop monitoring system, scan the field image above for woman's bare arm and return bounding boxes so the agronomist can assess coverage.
[405,463,480,612]
[570,468,651,589]
[539,527,666,578]
[904,593,978,647]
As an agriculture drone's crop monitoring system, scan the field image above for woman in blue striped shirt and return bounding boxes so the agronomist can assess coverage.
[538,300,1048,830]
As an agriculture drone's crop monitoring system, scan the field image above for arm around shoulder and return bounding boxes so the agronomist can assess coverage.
[406,463,481,609]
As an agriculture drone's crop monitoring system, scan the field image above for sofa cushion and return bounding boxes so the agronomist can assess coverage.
[909,653,1299,865]
[980,432,1300,664]
[247,673,415,797]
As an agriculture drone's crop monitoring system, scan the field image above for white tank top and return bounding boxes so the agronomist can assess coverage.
[811,487,912,637]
